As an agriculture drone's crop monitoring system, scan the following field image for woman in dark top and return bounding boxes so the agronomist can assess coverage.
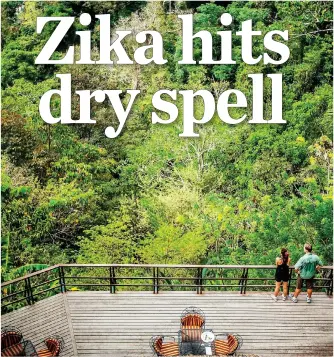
[271,248,291,302]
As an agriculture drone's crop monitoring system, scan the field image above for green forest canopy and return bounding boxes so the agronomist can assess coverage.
[1,1,333,281]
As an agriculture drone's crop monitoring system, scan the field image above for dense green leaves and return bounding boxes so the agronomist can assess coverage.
[1,1,332,281]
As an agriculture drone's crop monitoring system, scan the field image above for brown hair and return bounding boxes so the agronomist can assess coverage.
[304,243,312,252]
[281,248,289,264]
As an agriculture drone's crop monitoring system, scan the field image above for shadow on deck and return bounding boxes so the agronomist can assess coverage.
[1,291,333,357]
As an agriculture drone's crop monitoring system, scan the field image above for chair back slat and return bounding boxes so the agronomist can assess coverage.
[181,327,202,342]
[214,334,239,355]
[1,332,22,350]
[1,343,25,357]
[153,337,163,353]
[181,314,204,328]
[45,338,61,356]
[228,334,238,352]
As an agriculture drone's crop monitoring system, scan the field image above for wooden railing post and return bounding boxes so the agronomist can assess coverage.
[197,268,203,294]
[58,266,63,293]
[109,267,112,294]
[153,267,159,294]
[239,268,245,294]
[243,268,249,294]
[24,277,34,305]
[24,278,30,305]
[58,266,64,293]
[58,266,66,293]
[110,267,116,294]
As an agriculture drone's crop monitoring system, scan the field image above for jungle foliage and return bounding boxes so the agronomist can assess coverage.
[1,1,333,281]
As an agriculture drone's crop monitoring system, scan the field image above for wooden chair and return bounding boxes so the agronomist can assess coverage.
[180,306,205,341]
[36,336,64,357]
[214,333,243,356]
[1,341,37,357]
[1,326,24,356]
[1,343,25,357]
[150,336,179,357]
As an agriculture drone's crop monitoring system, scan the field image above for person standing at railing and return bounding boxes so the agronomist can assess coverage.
[271,248,291,302]
[289,243,323,304]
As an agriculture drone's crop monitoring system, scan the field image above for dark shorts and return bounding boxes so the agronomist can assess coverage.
[296,276,314,289]
[275,269,289,282]
[275,273,289,283]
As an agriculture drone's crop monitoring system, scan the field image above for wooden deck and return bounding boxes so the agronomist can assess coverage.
[1,294,76,356]
[2,291,333,357]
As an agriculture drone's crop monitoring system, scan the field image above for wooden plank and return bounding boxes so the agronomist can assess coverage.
[63,293,79,356]
[1,294,75,357]
[66,291,332,357]
[2,291,332,357]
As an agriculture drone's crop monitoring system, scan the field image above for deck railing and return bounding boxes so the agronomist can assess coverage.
[1,264,333,313]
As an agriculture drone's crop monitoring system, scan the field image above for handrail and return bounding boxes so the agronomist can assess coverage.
[1,264,333,313]
[1,265,60,287]
[1,263,333,287]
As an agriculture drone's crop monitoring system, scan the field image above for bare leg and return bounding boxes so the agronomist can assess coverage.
[274,282,281,297]
[283,282,288,297]
[294,288,302,298]
[307,289,312,298]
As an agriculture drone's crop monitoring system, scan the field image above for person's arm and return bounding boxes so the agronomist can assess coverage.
[294,257,303,273]
[276,257,281,266]
[316,256,323,272]
[288,257,291,266]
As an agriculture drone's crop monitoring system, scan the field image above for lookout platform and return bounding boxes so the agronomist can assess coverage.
[2,291,333,357]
